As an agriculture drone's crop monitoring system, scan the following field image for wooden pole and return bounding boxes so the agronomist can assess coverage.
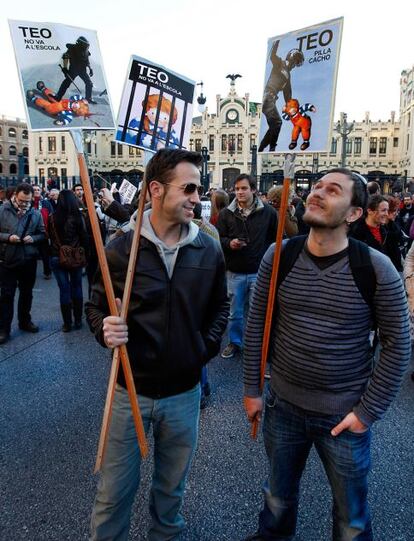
[93,153,152,473]
[251,154,296,439]
[70,130,148,469]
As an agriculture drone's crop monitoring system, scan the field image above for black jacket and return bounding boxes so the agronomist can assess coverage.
[48,214,89,258]
[85,230,229,398]
[350,219,403,272]
[217,198,277,274]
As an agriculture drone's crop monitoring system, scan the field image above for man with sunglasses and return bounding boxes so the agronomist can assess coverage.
[243,168,410,541]
[0,183,46,344]
[86,148,229,541]
[217,174,277,359]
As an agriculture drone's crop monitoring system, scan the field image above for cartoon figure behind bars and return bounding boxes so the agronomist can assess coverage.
[282,98,316,151]
[26,80,91,126]
[127,94,180,150]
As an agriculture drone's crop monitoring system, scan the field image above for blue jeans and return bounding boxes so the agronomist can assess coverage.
[90,384,201,541]
[227,271,257,347]
[50,256,83,305]
[258,388,372,541]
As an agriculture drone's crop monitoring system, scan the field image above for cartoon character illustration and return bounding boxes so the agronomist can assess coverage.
[121,94,180,150]
[54,36,95,104]
[258,40,304,152]
[282,98,316,151]
[26,81,91,126]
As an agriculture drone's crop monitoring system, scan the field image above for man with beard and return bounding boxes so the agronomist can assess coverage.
[258,40,304,152]
[242,168,410,541]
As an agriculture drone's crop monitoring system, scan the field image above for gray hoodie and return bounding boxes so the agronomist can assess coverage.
[129,209,199,278]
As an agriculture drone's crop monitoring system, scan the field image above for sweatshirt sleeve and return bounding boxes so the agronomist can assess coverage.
[353,250,411,426]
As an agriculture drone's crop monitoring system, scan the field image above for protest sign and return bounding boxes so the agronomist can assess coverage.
[119,179,138,205]
[115,56,195,152]
[258,17,343,154]
[9,20,115,131]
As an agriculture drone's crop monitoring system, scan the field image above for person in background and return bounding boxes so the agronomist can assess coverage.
[210,188,229,227]
[48,188,60,213]
[32,185,53,280]
[48,190,88,332]
[267,185,298,238]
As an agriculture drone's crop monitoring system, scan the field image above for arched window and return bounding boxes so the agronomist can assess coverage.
[22,129,28,139]
[24,164,29,174]
[8,127,16,138]
[23,147,29,157]
[9,145,17,156]
[0,127,2,136]
[10,164,17,175]
[0,164,2,173]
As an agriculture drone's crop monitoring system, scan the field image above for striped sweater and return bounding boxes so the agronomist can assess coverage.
[243,244,411,426]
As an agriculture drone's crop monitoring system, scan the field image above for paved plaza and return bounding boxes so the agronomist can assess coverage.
[1,269,413,540]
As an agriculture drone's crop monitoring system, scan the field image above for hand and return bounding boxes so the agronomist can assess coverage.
[9,234,21,243]
[243,396,263,424]
[22,235,34,244]
[100,188,114,209]
[103,298,128,349]
[230,238,247,250]
[89,68,94,77]
[331,412,368,436]
[310,105,317,112]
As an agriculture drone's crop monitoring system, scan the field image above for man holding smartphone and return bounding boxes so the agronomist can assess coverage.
[217,174,277,359]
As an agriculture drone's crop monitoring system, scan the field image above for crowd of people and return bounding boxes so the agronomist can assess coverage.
[0,156,413,540]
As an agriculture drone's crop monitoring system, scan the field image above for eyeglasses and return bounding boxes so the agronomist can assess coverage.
[164,182,204,196]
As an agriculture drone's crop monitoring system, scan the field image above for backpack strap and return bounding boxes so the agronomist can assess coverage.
[348,237,377,316]
[276,234,308,292]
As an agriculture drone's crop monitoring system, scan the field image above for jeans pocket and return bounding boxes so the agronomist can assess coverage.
[265,386,278,408]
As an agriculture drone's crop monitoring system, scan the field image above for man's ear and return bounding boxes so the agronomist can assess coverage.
[347,206,363,225]
[149,180,163,200]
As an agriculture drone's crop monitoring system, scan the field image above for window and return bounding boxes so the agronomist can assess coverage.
[228,134,235,153]
[39,137,43,152]
[221,135,227,152]
[369,137,377,154]
[407,134,410,151]
[0,164,2,173]
[346,140,352,155]
[250,134,256,150]
[9,145,17,156]
[393,137,399,148]
[209,135,214,152]
[61,136,66,152]
[408,112,411,128]
[86,141,92,154]
[195,139,202,152]
[237,134,243,152]
[61,168,67,178]
[330,138,337,154]
[39,168,44,180]
[8,127,16,138]
[379,137,387,155]
[48,136,56,152]
[0,145,2,155]
[354,137,362,155]
[129,146,135,156]
[22,129,28,139]
[23,147,29,157]
[111,142,116,157]
[189,139,194,151]
[117,143,123,156]
[10,163,17,174]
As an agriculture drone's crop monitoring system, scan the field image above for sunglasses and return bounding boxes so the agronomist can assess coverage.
[164,182,204,196]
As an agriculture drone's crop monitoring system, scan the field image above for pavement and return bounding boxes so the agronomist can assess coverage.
[1,268,413,541]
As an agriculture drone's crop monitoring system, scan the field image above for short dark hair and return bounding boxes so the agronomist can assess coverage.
[145,148,202,187]
[367,194,388,211]
[367,181,381,195]
[15,182,34,196]
[233,174,256,191]
[326,168,368,210]
[72,183,83,190]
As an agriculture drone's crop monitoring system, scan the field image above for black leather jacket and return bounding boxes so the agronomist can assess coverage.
[85,230,229,398]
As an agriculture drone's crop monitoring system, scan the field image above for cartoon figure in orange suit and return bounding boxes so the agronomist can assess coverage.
[26,81,91,126]
[282,98,316,151]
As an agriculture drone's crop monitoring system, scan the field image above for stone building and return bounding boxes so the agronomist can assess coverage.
[0,116,29,182]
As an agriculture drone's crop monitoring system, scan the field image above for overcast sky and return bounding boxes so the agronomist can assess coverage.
[1,0,413,123]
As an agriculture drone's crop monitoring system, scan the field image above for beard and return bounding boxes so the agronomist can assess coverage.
[303,208,347,230]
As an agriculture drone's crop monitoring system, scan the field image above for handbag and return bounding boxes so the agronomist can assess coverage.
[52,216,87,270]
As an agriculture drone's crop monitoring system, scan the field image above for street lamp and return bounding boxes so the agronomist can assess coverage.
[197,82,207,113]
[335,112,354,168]
[201,146,210,193]
[251,144,257,182]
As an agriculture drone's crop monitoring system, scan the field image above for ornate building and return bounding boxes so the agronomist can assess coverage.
[0,116,29,182]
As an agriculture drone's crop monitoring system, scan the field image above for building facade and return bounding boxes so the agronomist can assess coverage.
[6,68,414,192]
[0,116,29,183]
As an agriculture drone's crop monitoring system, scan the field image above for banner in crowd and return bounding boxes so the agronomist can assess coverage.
[119,179,138,205]
[115,56,195,152]
[9,20,115,131]
[258,17,343,154]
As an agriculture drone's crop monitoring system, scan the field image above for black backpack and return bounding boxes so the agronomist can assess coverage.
[276,235,377,318]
